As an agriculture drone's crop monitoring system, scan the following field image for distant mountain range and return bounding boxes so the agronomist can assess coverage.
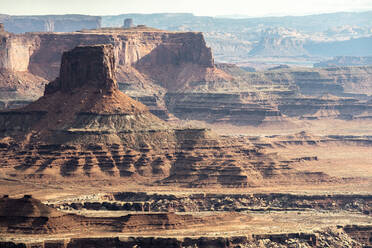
[101,12,372,62]
[1,11,372,62]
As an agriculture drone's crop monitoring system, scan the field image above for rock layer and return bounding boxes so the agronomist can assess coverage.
[1,28,372,125]
[1,227,371,247]
[0,44,331,187]
[0,195,236,235]
[0,28,229,120]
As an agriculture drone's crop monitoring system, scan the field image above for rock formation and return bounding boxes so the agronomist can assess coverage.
[0,44,328,187]
[0,195,63,218]
[1,27,372,125]
[123,18,134,28]
[44,45,117,94]
[0,30,48,108]
[0,28,231,120]
[248,28,308,57]
[0,28,216,84]
[2,44,169,146]
[1,195,237,235]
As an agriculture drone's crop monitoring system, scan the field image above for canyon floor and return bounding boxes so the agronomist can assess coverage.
[0,40,371,247]
[1,119,372,247]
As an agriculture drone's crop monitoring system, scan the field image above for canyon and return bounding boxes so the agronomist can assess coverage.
[1,25,372,127]
[0,44,340,188]
[2,12,372,65]
[0,20,372,248]
[101,12,372,63]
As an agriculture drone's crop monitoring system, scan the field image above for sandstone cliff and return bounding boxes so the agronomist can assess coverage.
[1,27,371,126]
[0,27,231,120]
[0,44,329,187]
[0,31,47,106]
[0,28,217,87]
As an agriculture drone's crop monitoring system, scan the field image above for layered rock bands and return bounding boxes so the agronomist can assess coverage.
[0,44,329,187]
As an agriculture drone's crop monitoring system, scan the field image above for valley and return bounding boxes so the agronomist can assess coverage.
[0,13,371,248]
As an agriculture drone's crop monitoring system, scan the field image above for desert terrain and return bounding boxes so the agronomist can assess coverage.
[0,15,371,248]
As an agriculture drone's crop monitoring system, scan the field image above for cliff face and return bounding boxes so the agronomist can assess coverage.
[0,44,331,187]
[1,27,372,125]
[0,27,218,91]
[3,29,215,84]
[0,32,38,71]
[0,27,225,120]
[45,45,116,94]
[0,32,47,104]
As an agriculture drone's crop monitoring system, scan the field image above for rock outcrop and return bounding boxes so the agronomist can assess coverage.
[0,28,230,120]
[0,44,331,187]
[123,18,134,28]
[248,28,308,57]
[2,27,372,125]
[1,44,168,146]
[44,45,116,94]
[1,195,238,235]
[0,195,64,218]
[0,30,47,106]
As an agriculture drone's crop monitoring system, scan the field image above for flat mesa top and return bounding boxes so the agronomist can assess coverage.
[76,26,198,34]
[21,26,201,36]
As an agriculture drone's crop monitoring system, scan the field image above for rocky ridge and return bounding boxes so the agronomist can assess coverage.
[1,195,371,247]
[53,191,372,215]
[0,195,239,235]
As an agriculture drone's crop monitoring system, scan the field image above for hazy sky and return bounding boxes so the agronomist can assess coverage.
[1,0,372,17]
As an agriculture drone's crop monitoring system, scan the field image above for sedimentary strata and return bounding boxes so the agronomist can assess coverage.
[0,44,333,187]
[1,26,372,124]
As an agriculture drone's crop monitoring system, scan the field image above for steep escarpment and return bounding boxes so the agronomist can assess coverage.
[0,31,47,106]
[1,44,167,146]
[2,27,372,125]
[0,27,231,120]
[3,28,216,85]
[210,65,372,122]
[0,44,334,187]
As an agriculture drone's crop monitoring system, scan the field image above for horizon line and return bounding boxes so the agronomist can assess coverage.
[1,9,372,19]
